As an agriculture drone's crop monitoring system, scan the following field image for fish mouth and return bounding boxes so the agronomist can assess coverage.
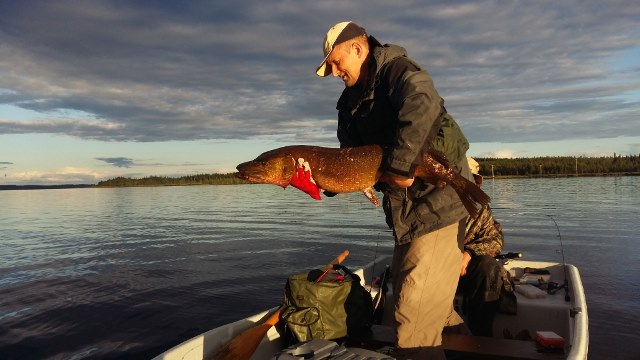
[234,170,289,188]
[235,162,255,181]
[235,160,290,188]
[234,169,271,185]
[234,171,260,183]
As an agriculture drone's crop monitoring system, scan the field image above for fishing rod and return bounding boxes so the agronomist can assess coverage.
[547,215,570,302]
[370,240,380,294]
[369,227,391,290]
[370,234,391,323]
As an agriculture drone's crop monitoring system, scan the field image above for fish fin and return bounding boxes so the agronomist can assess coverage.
[289,181,322,200]
[423,150,490,217]
[289,157,322,200]
[362,187,380,206]
[451,175,491,218]
[427,149,451,168]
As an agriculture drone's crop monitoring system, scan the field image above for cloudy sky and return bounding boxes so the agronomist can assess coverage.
[1,1,639,185]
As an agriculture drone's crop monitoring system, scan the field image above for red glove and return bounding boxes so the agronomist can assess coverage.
[288,158,322,200]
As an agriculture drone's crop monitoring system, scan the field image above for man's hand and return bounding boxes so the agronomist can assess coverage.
[379,172,414,188]
[460,251,472,276]
[289,158,322,200]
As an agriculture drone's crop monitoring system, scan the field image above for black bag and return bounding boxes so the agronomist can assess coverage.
[282,264,374,342]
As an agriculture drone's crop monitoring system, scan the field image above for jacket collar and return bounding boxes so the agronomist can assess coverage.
[337,37,408,113]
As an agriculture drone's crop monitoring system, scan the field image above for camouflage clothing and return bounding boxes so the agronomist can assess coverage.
[459,205,516,336]
[463,205,515,294]
[464,205,503,257]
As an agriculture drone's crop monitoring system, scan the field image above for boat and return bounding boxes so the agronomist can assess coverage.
[153,253,588,360]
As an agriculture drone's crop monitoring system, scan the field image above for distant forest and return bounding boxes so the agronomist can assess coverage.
[91,154,640,187]
[476,153,639,177]
[96,173,245,187]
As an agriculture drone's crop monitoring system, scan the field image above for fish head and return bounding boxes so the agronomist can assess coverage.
[235,149,295,188]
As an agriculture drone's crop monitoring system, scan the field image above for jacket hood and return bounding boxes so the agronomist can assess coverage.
[369,37,410,74]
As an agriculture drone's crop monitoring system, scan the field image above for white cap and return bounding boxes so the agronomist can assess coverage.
[316,21,367,77]
[467,157,480,175]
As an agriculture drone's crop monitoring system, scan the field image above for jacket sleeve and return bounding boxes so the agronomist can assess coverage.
[464,206,504,258]
[382,58,444,178]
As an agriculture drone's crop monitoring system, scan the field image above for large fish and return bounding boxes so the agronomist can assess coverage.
[235,144,490,218]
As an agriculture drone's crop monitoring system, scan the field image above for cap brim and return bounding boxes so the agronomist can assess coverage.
[315,49,333,77]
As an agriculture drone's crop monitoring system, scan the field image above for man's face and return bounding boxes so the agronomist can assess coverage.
[326,42,365,88]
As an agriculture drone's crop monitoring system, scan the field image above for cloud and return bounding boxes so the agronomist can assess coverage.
[0,0,638,147]
[7,167,105,185]
[96,157,134,168]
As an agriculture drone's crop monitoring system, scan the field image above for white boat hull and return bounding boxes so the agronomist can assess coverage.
[154,256,588,360]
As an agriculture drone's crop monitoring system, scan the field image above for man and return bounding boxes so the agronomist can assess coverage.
[316,21,475,359]
[458,158,515,337]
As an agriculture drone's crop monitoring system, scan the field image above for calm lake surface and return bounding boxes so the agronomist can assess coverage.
[1,177,639,359]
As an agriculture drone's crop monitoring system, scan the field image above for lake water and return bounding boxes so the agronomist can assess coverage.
[1,177,639,359]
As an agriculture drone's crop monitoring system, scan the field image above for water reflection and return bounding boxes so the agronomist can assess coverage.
[0,178,639,359]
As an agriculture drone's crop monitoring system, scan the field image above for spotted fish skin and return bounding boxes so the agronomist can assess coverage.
[235,144,490,217]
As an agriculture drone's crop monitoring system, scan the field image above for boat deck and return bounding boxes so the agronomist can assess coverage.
[154,257,588,360]
[358,258,588,360]
[365,324,564,360]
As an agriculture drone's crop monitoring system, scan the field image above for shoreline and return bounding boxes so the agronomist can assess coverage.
[2,172,639,190]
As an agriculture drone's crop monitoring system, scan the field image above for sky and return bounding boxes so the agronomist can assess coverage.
[1,1,639,185]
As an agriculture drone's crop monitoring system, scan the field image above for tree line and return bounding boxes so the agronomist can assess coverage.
[94,154,639,187]
[96,173,247,187]
[476,153,640,177]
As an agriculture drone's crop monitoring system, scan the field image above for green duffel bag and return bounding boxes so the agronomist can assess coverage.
[281,264,374,342]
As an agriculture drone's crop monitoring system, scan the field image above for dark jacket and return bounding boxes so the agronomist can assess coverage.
[336,37,470,245]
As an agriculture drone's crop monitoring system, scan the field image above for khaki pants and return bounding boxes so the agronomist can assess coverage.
[392,220,465,360]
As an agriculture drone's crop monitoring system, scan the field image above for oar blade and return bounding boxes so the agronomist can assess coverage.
[210,322,272,360]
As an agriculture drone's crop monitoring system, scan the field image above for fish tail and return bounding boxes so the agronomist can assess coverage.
[451,176,491,218]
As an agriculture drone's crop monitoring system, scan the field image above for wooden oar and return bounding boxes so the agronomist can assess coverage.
[210,250,350,360]
[330,250,349,266]
[209,305,284,360]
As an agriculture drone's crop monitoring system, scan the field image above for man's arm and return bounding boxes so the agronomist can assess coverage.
[382,59,444,179]
[379,172,414,188]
